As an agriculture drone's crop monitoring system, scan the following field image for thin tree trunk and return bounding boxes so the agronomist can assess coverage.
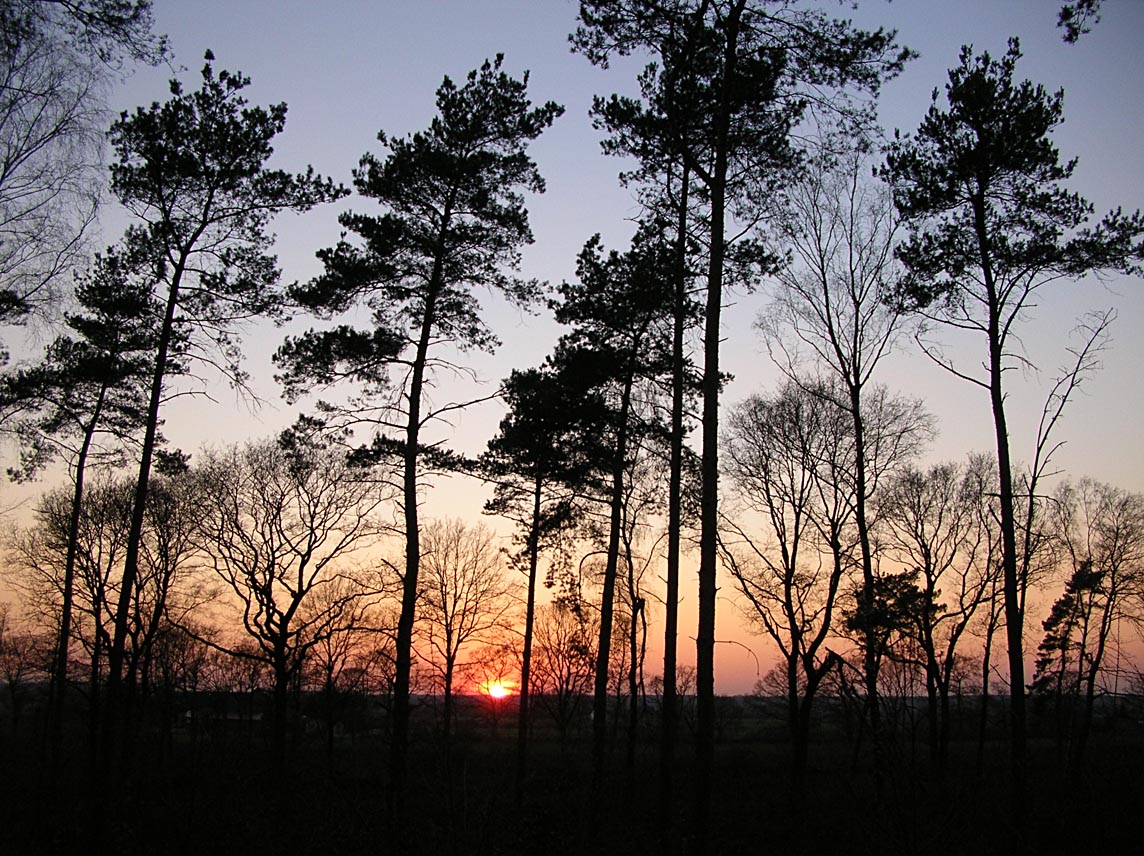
[694,7,746,850]
[104,250,189,780]
[973,191,1026,818]
[515,476,543,802]
[391,208,450,827]
[591,372,634,813]
[50,388,107,761]
[977,604,998,775]
[659,162,689,830]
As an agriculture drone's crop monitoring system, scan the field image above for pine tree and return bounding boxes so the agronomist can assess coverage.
[101,52,343,767]
[274,55,561,823]
[885,40,1144,811]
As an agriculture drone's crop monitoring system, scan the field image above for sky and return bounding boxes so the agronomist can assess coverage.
[20,0,1144,693]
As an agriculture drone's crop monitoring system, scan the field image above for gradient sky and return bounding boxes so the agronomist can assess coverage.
[67,0,1144,692]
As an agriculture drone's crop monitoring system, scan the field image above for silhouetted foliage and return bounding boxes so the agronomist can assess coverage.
[1058,0,1102,42]
[885,39,1144,809]
[276,54,561,822]
[101,52,344,764]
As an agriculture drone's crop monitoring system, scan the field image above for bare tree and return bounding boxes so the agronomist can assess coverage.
[874,454,1002,773]
[759,145,919,764]
[0,0,163,346]
[1031,478,1144,773]
[530,600,597,749]
[417,518,515,745]
[190,434,392,770]
[4,470,197,744]
[721,379,853,798]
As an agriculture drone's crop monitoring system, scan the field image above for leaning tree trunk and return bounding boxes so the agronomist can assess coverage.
[105,248,190,777]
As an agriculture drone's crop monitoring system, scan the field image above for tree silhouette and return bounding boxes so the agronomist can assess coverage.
[1032,478,1144,774]
[100,52,344,767]
[417,518,513,747]
[274,55,561,821]
[1,248,162,751]
[885,39,1144,811]
[875,455,1002,773]
[549,226,674,803]
[758,144,928,770]
[574,5,909,842]
[721,379,855,800]
[481,363,600,798]
[190,434,391,773]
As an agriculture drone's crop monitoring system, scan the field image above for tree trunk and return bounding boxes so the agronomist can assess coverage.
[591,372,633,812]
[104,249,189,777]
[50,388,106,762]
[694,8,745,851]
[659,162,689,831]
[391,215,449,826]
[973,191,1026,817]
[515,476,542,802]
[977,605,998,776]
[849,378,884,780]
[273,659,289,771]
[443,656,455,746]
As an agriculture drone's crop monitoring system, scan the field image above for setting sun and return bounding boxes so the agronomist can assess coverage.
[485,680,514,699]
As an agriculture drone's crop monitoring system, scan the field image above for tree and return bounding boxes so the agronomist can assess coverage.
[584,46,706,829]
[274,56,561,814]
[884,40,1144,806]
[548,226,675,799]
[875,455,1002,773]
[417,518,514,745]
[190,434,391,772]
[530,600,597,749]
[0,0,164,349]
[758,144,923,765]
[721,379,853,799]
[1031,478,1144,773]
[101,52,344,759]
[1,247,162,748]
[481,364,598,796]
[4,469,198,748]
[573,5,909,842]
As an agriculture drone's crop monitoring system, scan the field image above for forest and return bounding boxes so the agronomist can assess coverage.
[0,1,1142,853]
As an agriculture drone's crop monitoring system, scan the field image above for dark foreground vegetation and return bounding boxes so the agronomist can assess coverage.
[2,690,1142,855]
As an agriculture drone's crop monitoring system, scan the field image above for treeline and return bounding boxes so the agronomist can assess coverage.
[0,1,1142,854]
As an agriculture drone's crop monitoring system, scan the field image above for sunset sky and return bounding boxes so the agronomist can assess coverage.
[15,0,1144,694]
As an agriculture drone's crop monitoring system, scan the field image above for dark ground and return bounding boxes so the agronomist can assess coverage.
[2,696,1141,855]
